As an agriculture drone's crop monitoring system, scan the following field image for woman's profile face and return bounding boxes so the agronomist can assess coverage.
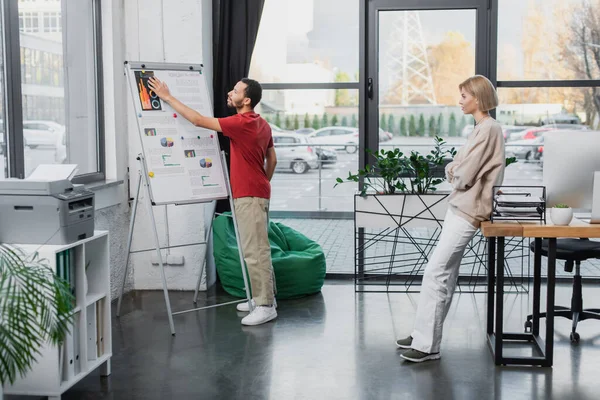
[459,88,478,115]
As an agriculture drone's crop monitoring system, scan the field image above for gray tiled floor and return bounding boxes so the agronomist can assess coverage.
[273,218,600,279]
[23,282,600,400]
[273,218,354,273]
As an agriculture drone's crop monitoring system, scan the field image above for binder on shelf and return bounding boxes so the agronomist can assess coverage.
[56,249,76,310]
[58,341,64,382]
[96,300,104,357]
[73,313,81,375]
[55,251,64,281]
[86,303,98,361]
[61,324,75,382]
[69,249,76,300]
[66,249,69,290]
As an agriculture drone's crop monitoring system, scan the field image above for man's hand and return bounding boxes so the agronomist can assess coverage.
[146,76,221,132]
[265,146,277,181]
[148,77,172,101]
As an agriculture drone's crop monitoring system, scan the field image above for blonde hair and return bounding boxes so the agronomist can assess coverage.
[459,75,498,112]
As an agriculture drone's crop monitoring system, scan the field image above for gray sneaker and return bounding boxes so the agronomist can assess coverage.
[400,348,441,363]
[395,336,413,349]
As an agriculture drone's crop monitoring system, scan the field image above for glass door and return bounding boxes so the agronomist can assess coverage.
[361,0,493,164]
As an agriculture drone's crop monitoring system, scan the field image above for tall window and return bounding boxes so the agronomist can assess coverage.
[249,0,359,213]
[2,0,103,181]
[250,0,600,213]
[498,0,600,186]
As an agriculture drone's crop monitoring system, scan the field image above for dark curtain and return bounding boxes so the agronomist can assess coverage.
[213,0,266,213]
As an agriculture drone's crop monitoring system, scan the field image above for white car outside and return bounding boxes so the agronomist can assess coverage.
[22,120,64,148]
[308,126,358,153]
[0,119,31,152]
[273,132,319,174]
[269,123,293,134]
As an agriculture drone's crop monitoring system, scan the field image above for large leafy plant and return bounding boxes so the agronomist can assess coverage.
[404,136,458,194]
[0,244,73,386]
[335,136,457,196]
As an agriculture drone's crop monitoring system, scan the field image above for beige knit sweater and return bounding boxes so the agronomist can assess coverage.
[445,117,505,228]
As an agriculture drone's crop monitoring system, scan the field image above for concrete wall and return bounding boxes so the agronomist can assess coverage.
[123,0,215,292]
[95,203,131,300]
[95,0,214,300]
[99,0,131,300]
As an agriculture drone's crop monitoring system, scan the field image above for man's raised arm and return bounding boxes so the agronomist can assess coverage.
[148,77,221,132]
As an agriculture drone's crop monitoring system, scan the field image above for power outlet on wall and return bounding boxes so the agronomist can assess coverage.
[151,254,185,266]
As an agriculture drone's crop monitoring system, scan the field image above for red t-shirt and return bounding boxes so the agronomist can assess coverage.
[218,112,273,199]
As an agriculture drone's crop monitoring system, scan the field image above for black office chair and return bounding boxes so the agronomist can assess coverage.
[525,238,600,343]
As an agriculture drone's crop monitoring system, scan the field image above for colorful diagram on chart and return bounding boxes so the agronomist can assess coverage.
[184,150,196,158]
[201,176,218,186]
[161,154,180,167]
[144,128,157,136]
[135,70,162,111]
[160,137,174,147]
[199,158,213,168]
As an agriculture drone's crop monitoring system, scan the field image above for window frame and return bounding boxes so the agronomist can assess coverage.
[491,3,600,121]
[1,0,105,183]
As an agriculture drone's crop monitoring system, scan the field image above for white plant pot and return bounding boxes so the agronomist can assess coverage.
[355,192,450,229]
[550,207,573,226]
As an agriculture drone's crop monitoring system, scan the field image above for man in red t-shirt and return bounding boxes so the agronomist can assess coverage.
[149,77,278,326]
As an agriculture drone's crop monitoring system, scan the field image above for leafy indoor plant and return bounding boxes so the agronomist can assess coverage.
[0,244,73,394]
[335,135,518,196]
[335,136,457,196]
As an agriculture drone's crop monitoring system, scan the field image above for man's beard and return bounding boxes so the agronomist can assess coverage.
[227,98,242,109]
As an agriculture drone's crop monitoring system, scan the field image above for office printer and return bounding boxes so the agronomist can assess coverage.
[0,178,95,245]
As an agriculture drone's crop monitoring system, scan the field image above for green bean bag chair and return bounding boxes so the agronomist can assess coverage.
[213,213,326,299]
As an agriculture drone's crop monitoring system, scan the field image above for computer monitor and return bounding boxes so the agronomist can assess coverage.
[543,130,600,211]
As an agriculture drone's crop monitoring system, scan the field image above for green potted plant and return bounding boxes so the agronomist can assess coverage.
[335,136,518,229]
[335,136,457,196]
[0,244,73,397]
[334,136,458,229]
[550,203,573,226]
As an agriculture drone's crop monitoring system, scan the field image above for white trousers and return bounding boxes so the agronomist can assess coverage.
[411,209,478,354]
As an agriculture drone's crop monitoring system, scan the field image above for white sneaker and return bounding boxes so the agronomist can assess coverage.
[236,298,277,312]
[241,305,277,326]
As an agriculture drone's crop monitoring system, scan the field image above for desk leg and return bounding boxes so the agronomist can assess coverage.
[487,237,496,335]
[545,237,556,367]
[495,236,505,364]
[533,238,542,336]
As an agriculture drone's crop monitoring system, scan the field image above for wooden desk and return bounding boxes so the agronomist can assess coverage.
[481,217,600,367]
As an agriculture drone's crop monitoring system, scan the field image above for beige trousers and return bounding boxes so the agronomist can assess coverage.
[233,197,276,306]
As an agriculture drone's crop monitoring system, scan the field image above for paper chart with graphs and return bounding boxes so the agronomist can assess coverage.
[129,67,228,204]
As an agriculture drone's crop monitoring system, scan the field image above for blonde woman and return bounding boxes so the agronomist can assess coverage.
[396,75,506,362]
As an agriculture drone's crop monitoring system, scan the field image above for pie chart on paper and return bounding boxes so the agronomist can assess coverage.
[160,137,174,147]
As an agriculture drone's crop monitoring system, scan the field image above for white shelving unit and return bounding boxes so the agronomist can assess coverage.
[3,231,112,400]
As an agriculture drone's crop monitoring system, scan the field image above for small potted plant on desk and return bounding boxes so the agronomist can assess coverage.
[550,203,573,226]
